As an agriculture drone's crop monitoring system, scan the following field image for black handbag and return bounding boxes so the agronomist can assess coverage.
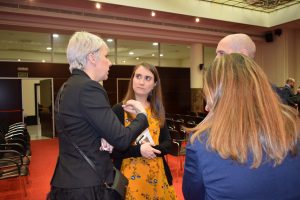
[102,168,128,200]
[62,133,128,199]
[56,83,128,199]
[104,167,128,198]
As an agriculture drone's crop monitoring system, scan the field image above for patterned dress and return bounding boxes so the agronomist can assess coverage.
[121,108,177,200]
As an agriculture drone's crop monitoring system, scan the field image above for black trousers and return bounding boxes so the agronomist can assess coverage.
[47,185,122,200]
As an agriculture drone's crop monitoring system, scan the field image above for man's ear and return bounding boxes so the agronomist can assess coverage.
[240,48,249,57]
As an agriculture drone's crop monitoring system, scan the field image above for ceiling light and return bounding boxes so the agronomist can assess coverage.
[152,53,155,57]
[160,53,164,57]
[195,17,200,23]
[96,3,101,9]
[152,42,158,46]
[52,33,59,38]
[17,59,21,62]
[106,38,113,42]
[46,47,52,50]
[42,60,46,63]
[151,11,156,17]
[129,51,134,55]
[136,57,140,60]
[122,60,126,63]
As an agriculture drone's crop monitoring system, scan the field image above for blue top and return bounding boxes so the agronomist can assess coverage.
[182,132,300,200]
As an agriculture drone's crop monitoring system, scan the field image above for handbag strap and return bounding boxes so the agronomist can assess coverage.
[55,82,103,180]
[62,133,99,175]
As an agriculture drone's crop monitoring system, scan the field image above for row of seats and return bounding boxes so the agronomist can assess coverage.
[0,122,31,197]
[166,113,207,178]
[166,113,206,129]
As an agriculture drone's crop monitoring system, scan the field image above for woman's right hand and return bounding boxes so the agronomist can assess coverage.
[140,142,161,159]
[122,100,146,115]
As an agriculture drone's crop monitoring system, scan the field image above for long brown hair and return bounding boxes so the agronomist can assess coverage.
[123,63,165,127]
[190,53,299,168]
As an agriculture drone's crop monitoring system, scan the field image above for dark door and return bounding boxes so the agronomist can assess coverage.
[39,79,53,138]
[0,79,23,129]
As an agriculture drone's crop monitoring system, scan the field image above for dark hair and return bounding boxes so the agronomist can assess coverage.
[123,63,165,127]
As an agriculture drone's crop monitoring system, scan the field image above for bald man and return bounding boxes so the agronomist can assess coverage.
[204,33,257,112]
[216,33,256,58]
[216,33,289,104]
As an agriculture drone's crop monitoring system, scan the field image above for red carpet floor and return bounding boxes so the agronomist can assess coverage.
[0,139,184,200]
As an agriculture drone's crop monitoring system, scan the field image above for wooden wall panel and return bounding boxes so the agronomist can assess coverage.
[0,62,70,98]
[0,62,191,114]
[105,65,191,114]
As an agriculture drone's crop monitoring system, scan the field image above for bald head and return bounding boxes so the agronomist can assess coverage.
[216,33,256,58]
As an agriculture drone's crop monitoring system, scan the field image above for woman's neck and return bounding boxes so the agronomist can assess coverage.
[135,95,149,108]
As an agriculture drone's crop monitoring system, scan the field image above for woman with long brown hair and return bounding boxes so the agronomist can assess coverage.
[111,63,176,199]
[183,53,300,200]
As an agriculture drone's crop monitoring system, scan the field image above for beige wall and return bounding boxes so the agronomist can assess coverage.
[22,79,40,117]
[256,29,300,88]
[295,30,300,88]
[197,30,300,91]
[204,46,216,70]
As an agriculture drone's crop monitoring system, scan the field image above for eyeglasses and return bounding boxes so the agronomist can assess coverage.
[90,48,100,55]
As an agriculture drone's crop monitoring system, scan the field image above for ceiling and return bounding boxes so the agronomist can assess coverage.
[0,0,299,64]
[95,0,300,27]
[198,0,300,13]
[1,0,300,40]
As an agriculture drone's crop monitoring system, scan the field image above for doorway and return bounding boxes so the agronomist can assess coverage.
[21,78,54,139]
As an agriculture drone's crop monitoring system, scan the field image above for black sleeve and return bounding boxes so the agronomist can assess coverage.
[153,123,172,156]
[80,82,148,151]
[282,87,296,106]
[111,103,125,123]
[111,103,142,161]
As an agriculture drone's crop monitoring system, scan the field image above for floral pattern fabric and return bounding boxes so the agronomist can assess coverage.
[121,108,177,200]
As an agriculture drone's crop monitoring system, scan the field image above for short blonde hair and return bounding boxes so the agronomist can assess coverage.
[67,31,107,73]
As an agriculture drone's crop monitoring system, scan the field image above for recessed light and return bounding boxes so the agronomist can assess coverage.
[96,3,101,9]
[160,53,163,57]
[152,53,155,57]
[42,60,46,63]
[136,57,140,60]
[151,11,156,17]
[46,47,52,50]
[152,42,158,46]
[52,33,59,38]
[122,60,126,63]
[17,59,21,62]
[106,38,113,42]
[195,17,200,23]
[129,51,134,55]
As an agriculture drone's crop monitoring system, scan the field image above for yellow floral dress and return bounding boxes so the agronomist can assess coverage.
[121,108,177,200]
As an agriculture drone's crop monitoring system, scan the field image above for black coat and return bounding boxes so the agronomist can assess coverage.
[111,103,173,185]
[51,69,148,188]
[282,85,296,106]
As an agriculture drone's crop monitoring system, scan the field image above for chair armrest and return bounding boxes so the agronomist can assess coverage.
[0,149,23,166]
[0,143,26,156]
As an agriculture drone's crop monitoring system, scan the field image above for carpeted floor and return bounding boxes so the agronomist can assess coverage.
[0,139,184,200]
